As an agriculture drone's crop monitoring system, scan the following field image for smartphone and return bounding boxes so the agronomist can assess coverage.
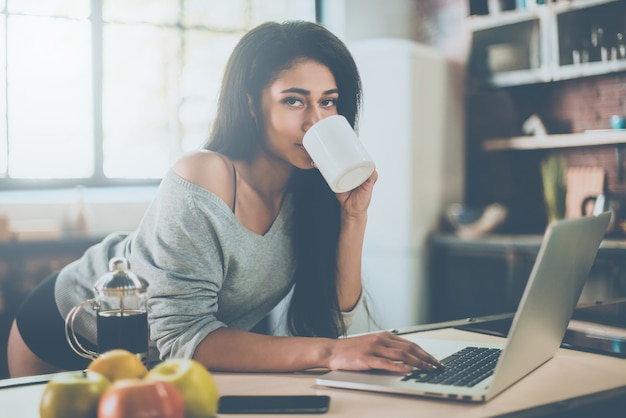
[217,395,330,414]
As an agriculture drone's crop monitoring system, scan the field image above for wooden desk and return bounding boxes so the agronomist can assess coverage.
[1,328,626,417]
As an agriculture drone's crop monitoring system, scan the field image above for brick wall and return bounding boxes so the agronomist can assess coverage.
[494,72,626,135]
[550,73,626,133]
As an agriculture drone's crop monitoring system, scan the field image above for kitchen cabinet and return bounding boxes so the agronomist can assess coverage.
[428,232,626,322]
[468,0,626,87]
[456,1,626,324]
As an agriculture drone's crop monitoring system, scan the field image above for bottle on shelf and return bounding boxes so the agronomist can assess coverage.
[617,33,626,60]
[581,39,590,64]
[589,25,606,63]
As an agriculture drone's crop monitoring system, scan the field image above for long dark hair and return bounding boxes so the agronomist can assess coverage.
[205,21,362,338]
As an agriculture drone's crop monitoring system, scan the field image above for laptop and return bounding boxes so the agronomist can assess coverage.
[316,212,611,402]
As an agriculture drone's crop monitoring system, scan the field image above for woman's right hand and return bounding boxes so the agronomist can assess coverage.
[325,331,445,373]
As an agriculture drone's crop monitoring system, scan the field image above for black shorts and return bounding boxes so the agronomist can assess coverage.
[14,272,96,371]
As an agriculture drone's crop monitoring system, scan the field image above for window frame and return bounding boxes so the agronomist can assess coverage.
[0,0,322,191]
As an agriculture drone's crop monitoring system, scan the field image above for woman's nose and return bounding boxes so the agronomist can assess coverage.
[304,107,324,131]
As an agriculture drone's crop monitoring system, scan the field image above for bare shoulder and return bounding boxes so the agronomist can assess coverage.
[172,150,236,207]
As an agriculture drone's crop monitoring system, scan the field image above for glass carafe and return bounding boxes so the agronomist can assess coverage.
[65,257,149,365]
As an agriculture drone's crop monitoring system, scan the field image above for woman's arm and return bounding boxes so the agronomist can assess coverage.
[334,170,378,311]
[335,214,367,311]
[193,327,443,372]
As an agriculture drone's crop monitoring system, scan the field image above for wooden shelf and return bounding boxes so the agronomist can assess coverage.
[0,235,105,259]
[551,0,623,14]
[468,8,541,32]
[482,131,626,151]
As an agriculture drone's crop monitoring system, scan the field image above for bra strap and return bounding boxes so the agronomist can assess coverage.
[231,162,237,214]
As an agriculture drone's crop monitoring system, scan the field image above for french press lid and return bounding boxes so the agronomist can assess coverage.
[93,257,149,297]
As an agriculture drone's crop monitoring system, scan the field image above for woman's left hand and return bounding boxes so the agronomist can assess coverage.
[335,170,378,218]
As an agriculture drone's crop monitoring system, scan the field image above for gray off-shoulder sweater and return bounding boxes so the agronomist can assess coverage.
[55,169,296,362]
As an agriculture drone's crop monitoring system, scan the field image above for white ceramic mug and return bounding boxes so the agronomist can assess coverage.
[302,115,376,193]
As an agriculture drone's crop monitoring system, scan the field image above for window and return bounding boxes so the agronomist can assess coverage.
[0,0,316,189]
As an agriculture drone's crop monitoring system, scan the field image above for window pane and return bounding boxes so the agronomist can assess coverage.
[7,15,93,179]
[0,16,6,177]
[183,0,249,30]
[180,30,243,153]
[103,23,180,179]
[7,0,89,19]
[103,0,179,25]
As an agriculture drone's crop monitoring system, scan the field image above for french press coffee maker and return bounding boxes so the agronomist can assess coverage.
[65,257,149,365]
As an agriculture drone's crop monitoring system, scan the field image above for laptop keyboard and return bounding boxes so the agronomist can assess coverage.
[402,346,502,388]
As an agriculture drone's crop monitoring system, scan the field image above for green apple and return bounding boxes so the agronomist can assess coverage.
[146,359,219,418]
[98,379,185,418]
[39,370,111,418]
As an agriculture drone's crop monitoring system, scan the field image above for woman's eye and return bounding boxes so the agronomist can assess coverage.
[283,97,303,107]
[321,98,337,108]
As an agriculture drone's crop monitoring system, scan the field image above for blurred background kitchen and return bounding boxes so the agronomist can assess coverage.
[2,0,626,379]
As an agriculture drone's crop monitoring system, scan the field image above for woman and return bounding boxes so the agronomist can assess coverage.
[8,21,443,377]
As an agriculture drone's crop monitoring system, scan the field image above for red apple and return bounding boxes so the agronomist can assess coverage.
[98,379,185,418]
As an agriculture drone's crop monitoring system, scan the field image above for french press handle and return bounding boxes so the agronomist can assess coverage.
[64,299,99,360]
